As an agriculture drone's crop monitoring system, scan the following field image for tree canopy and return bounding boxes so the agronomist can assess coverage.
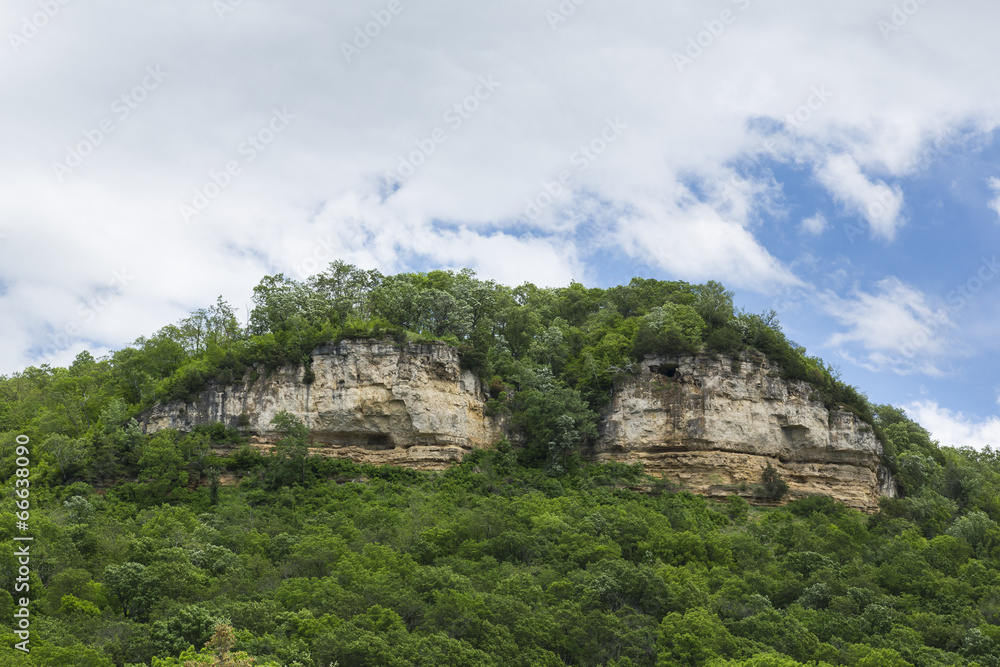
[3,263,999,666]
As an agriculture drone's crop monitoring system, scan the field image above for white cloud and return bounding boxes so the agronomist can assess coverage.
[823,277,954,375]
[815,154,905,241]
[989,177,1000,223]
[3,1,1000,373]
[905,400,1000,451]
[801,212,827,235]
[614,186,801,292]
[298,190,584,287]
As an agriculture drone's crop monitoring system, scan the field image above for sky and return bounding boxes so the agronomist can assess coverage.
[2,0,1000,450]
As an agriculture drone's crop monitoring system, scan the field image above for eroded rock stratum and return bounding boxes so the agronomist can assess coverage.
[593,354,897,511]
[141,340,896,510]
[142,340,503,470]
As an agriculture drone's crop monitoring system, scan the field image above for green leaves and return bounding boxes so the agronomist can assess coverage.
[632,303,707,358]
[511,384,598,473]
[265,411,313,488]
[103,562,160,621]
[138,431,189,498]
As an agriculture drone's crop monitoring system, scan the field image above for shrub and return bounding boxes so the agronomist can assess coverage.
[756,463,789,501]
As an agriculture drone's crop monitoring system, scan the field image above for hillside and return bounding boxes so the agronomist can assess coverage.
[2,263,1000,666]
[138,340,895,512]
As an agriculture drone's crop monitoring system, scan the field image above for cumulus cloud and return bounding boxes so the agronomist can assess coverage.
[823,278,954,375]
[989,177,1000,223]
[3,0,1000,373]
[801,212,827,235]
[905,400,1000,451]
[615,186,800,292]
[815,154,905,241]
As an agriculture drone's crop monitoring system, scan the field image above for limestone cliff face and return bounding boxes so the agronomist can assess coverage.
[141,340,503,470]
[142,341,896,510]
[592,353,897,511]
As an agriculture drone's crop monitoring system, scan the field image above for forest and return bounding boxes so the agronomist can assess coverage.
[2,262,1000,666]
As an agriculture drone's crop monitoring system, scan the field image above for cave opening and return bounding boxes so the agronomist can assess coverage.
[651,363,679,378]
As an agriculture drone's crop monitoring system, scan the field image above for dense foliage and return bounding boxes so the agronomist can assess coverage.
[2,263,999,666]
[0,262,881,478]
[3,417,1000,666]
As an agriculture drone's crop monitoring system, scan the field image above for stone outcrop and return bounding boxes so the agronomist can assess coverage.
[592,353,897,511]
[141,340,503,470]
[142,341,896,510]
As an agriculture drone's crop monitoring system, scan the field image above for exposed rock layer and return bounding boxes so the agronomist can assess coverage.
[142,341,896,510]
[141,341,503,470]
[592,354,897,511]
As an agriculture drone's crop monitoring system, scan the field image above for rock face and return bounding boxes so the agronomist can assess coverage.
[141,340,503,470]
[592,353,897,511]
[142,341,897,510]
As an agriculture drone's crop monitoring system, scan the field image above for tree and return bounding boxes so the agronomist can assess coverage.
[196,623,256,666]
[247,274,327,336]
[150,606,222,658]
[42,433,89,482]
[90,398,143,481]
[308,260,383,320]
[513,382,598,473]
[103,562,160,621]
[632,303,706,358]
[693,280,735,328]
[139,431,189,497]
[758,463,789,501]
[657,608,742,665]
[415,289,473,339]
[947,510,1000,558]
[267,411,311,487]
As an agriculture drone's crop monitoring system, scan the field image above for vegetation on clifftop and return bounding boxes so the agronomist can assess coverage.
[0,261,884,476]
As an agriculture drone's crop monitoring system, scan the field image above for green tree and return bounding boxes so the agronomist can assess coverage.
[150,606,222,658]
[139,431,189,497]
[632,303,706,358]
[657,608,742,666]
[267,411,311,487]
[42,433,89,482]
[512,382,597,473]
[693,280,735,329]
[758,463,789,501]
[103,561,160,621]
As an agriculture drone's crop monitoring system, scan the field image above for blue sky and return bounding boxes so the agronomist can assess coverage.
[2,0,1000,448]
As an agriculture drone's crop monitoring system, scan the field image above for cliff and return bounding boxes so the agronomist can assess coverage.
[141,341,896,510]
[593,354,897,511]
[141,340,503,470]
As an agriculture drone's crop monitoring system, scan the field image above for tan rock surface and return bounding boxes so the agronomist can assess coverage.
[142,342,897,509]
[141,340,503,470]
[592,353,897,511]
